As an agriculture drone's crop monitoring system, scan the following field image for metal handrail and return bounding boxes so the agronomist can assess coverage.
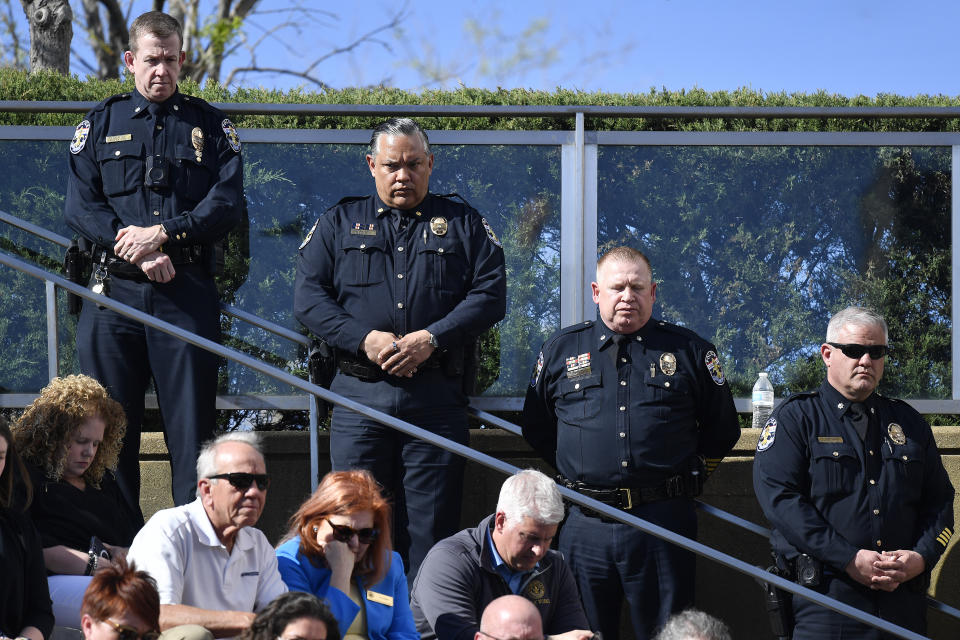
[3,211,958,631]
[5,100,960,120]
[0,249,947,639]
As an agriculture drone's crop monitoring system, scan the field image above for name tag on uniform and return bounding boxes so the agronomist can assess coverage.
[105,134,132,143]
[817,436,844,443]
[366,590,393,606]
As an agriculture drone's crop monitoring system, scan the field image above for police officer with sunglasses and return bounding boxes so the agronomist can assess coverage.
[753,306,954,638]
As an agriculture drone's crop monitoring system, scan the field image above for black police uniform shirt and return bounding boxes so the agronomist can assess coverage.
[65,88,242,253]
[294,193,506,356]
[753,380,954,575]
[522,318,741,488]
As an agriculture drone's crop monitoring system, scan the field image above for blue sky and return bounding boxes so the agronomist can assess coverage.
[14,0,960,96]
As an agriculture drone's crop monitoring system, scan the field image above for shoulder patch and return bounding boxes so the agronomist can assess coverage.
[756,417,777,451]
[704,350,726,386]
[221,119,241,152]
[481,217,502,248]
[299,219,319,250]
[70,120,91,154]
[530,351,544,387]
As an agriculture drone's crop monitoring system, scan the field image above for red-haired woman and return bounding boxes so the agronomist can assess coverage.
[276,470,417,640]
[79,561,161,640]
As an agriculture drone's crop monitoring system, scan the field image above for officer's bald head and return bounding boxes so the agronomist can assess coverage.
[476,595,543,640]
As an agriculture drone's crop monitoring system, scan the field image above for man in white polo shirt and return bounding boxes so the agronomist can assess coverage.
[128,432,287,638]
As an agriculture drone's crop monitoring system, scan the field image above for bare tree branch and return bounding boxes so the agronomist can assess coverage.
[223,65,330,90]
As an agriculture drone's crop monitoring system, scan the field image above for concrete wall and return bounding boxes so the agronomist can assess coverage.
[139,427,960,638]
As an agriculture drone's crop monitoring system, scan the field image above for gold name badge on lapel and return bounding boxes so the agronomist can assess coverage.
[366,590,394,606]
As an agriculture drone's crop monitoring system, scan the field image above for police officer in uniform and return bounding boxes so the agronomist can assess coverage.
[294,117,506,579]
[753,306,954,638]
[523,246,740,640]
[64,11,242,517]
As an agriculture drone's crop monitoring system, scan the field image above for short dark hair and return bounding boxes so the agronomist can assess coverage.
[81,560,161,632]
[0,416,32,509]
[368,118,430,157]
[128,11,183,53]
[241,592,340,640]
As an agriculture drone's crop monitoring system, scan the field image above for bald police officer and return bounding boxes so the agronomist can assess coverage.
[523,246,740,640]
[65,11,242,517]
[753,306,954,638]
[295,117,506,579]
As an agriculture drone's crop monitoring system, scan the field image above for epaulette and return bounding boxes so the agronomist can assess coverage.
[434,192,475,209]
[88,92,130,116]
[777,389,819,407]
[651,319,708,343]
[542,320,594,348]
[330,195,369,211]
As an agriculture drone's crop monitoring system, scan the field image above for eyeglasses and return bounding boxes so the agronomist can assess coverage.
[324,517,379,544]
[827,343,890,360]
[102,619,160,640]
[208,472,270,491]
[477,631,546,640]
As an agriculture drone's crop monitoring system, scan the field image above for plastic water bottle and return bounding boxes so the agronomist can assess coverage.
[751,372,774,428]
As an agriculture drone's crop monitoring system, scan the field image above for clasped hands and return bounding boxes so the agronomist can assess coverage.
[362,329,435,378]
[845,548,925,592]
[114,224,174,283]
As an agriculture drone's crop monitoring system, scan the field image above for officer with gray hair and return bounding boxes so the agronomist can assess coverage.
[410,469,594,640]
[652,609,731,640]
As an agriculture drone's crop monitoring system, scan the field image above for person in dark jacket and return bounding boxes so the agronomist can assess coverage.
[0,417,54,640]
[753,306,955,638]
[409,469,594,640]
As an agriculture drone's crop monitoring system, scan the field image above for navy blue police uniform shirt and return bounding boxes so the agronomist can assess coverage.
[65,88,242,251]
[522,318,740,488]
[753,381,954,574]
[294,193,506,354]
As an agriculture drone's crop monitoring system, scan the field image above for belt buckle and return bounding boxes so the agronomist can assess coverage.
[618,487,633,510]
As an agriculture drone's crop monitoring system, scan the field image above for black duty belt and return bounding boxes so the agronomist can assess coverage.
[97,244,205,277]
[563,473,699,510]
[337,351,442,382]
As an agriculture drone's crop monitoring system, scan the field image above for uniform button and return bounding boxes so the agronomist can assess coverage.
[869,450,874,455]
[873,509,880,515]
[620,357,627,363]
[620,380,627,386]
[397,273,404,279]
[360,243,366,249]
[114,150,121,156]
[832,451,838,457]
[902,456,908,461]
[173,104,179,111]
[837,402,844,409]
[664,381,670,388]
[619,432,626,438]
[377,207,384,213]
[621,461,628,467]
[397,246,404,252]
[397,302,404,309]
[134,106,141,112]
[574,383,580,390]
[876,540,882,547]
[153,210,160,216]
[619,406,626,411]
[601,334,606,340]
[438,248,444,254]
[869,479,876,485]
[636,336,642,341]
[156,125,162,130]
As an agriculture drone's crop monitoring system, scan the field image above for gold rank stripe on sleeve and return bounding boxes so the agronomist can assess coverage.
[936,527,953,547]
[704,457,722,474]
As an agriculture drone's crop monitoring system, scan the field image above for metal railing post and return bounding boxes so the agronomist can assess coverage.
[45,280,58,380]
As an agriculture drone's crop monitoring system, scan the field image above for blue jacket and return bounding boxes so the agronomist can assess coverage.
[276,536,418,640]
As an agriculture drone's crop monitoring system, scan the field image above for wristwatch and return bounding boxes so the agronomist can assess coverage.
[428,332,439,349]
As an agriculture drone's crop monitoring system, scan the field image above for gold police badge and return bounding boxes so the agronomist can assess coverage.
[887,423,907,446]
[659,352,677,376]
[430,217,448,236]
[191,127,204,162]
[525,579,546,601]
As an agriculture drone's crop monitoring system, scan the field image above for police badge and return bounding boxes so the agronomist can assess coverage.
[430,217,448,236]
[887,423,907,446]
[659,352,677,376]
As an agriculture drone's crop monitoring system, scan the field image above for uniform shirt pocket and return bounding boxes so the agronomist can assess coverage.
[810,442,859,497]
[97,141,143,196]
[555,374,604,424]
[417,237,468,295]
[174,144,215,202]
[340,234,387,286]
[883,440,926,502]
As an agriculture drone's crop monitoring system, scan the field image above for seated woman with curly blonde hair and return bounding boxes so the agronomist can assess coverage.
[14,374,142,628]
[276,470,417,640]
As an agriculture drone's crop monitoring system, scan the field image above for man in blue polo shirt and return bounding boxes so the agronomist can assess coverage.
[410,470,594,640]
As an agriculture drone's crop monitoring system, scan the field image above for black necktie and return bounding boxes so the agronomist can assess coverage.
[609,333,629,366]
[849,402,868,442]
[392,209,410,232]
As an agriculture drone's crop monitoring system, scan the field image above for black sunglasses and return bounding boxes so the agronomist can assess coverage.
[827,342,890,360]
[208,472,270,491]
[324,517,379,544]
[103,619,160,640]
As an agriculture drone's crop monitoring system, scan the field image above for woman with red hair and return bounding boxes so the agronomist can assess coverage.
[79,561,161,640]
[276,470,417,640]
